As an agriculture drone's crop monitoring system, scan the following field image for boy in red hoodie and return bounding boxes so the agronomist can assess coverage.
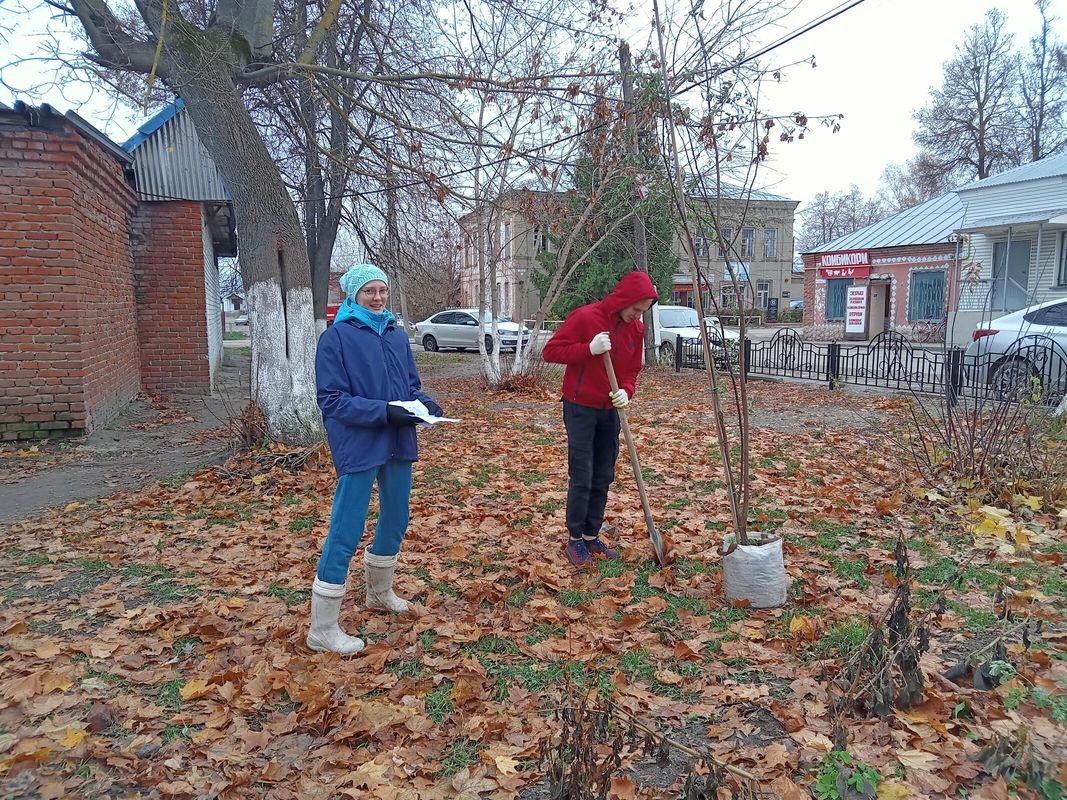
[542,271,659,567]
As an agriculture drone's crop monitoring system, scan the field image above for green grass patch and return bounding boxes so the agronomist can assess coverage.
[505,585,534,608]
[558,589,600,608]
[832,557,870,588]
[709,606,748,630]
[21,553,50,567]
[596,559,628,578]
[425,681,454,723]
[419,630,438,651]
[814,618,869,659]
[526,624,566,645]
[439,738,483,777]
[387,659,428,679]
[287,514,318,533]
[268,584,310,607]
[156,678,184,709]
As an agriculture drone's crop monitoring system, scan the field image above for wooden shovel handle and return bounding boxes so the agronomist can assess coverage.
[602,353,657,536]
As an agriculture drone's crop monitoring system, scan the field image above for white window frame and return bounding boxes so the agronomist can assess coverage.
[740,227,755,258]
[718,227,734,257]
[755,280,770,309]
[1059,231,1067,286]
[763,228,778,259]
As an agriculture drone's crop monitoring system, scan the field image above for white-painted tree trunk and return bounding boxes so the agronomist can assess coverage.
[249,281,323,442]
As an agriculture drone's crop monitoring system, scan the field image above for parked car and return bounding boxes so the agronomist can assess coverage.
[414,309,531,353]
[965,298,1067,399]
[234,315,249,327]
[654,305,739,365]
[789,299,804,310]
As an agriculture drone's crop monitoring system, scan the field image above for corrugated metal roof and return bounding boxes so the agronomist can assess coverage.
[122,99,231,202]
[803,192,964,254]
[960,208,1067,231]
[958,151,1067,192]
[689,179,796,203]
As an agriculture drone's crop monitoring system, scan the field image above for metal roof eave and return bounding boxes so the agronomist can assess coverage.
[958,209,1067,232]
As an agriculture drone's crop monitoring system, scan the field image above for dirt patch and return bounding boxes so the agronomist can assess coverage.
[0,353,249,527]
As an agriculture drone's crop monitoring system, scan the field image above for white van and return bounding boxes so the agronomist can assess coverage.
[652,304,740,365]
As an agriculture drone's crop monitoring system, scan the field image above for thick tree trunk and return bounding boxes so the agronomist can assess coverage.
[174,59,322,444]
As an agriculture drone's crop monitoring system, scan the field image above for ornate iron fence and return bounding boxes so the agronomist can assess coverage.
[675,329,1067,403]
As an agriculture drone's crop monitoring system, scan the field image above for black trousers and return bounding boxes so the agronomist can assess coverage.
[563,399,621,540]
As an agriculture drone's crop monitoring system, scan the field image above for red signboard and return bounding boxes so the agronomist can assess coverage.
[821,265,870,279]
[817,249,870,278]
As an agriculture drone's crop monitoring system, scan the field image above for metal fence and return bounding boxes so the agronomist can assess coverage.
[675,328,1067,403]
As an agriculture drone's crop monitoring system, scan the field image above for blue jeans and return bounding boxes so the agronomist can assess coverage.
[316,460,413,584]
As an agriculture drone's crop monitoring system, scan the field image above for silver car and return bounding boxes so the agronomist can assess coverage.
[414,309,531,354]
[965,298,1067,400]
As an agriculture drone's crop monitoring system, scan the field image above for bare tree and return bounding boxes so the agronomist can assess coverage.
[798,185,884,251]
[876,154,954,213]
[913,9,1022,183]
[1018,0,1067,161]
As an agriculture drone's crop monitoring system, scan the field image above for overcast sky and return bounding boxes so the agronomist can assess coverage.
[1,0,1062,209]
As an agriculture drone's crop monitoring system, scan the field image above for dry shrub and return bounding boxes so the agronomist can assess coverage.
[899,390,1067,507]
[229,401,268,453]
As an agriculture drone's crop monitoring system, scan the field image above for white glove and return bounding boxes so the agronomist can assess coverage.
[589,332,612,355]
[610,389,629,409]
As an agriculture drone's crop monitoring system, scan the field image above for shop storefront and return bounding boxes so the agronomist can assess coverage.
[801,194,965,340]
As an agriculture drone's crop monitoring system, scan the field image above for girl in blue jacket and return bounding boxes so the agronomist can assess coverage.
[307,263,443,654]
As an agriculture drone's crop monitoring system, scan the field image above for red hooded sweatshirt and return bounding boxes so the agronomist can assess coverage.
[542,271,659,409]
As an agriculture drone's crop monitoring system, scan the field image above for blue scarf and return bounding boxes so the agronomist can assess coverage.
[334,298,394,335]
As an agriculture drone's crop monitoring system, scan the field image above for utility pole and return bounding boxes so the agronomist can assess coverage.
[621,41,657,365]
[384,154,411,328]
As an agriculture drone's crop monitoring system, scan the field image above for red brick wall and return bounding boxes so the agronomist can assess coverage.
[131,201,211,391]
[71,135,142,430]
[0,124,139,440]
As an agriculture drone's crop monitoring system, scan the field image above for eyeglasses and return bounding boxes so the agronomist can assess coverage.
[359,287,390,297]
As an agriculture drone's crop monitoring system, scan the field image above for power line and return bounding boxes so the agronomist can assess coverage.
[206,0,875,206]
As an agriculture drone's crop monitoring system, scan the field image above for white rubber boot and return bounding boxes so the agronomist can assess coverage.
[364,551,410,613]
[306,579,365,654]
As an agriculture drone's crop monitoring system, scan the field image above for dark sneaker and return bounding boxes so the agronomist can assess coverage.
[585,538,619,560]
[565,539,592,567]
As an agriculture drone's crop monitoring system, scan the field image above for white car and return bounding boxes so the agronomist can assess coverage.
[965,298,1067,399]
[414,308,531,354]
[654,305,739,365]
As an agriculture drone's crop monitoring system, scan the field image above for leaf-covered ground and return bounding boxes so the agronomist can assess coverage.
[1,363,1064,799]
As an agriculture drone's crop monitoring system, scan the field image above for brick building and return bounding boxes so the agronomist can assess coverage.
[0,101,236,440]
[801,193,964,339]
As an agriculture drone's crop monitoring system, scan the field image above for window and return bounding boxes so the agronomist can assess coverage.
[720,285,741,310]
[502,221,513,259]
[826,279,852,320]
[763,228,778,259]
[1059,232,1067,286]
[671,290,681,304]
[740,228,755,258]
[694,230,709,258]
[701,290,711,311]
[755,280,770,309]
[992,239,1031,312]
[718,227,733,257]
[1024,301,1067,326]
[908,271,946,321]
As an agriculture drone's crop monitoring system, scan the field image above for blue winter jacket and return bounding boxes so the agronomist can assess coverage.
[315,316,432,475]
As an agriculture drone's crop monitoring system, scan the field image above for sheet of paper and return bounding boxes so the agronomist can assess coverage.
[388,400,461,426]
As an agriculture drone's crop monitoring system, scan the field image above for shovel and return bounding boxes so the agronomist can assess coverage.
[602,353,668,567]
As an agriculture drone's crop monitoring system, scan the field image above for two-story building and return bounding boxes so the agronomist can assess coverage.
[670,186,800,316]
[457,185,798,320]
